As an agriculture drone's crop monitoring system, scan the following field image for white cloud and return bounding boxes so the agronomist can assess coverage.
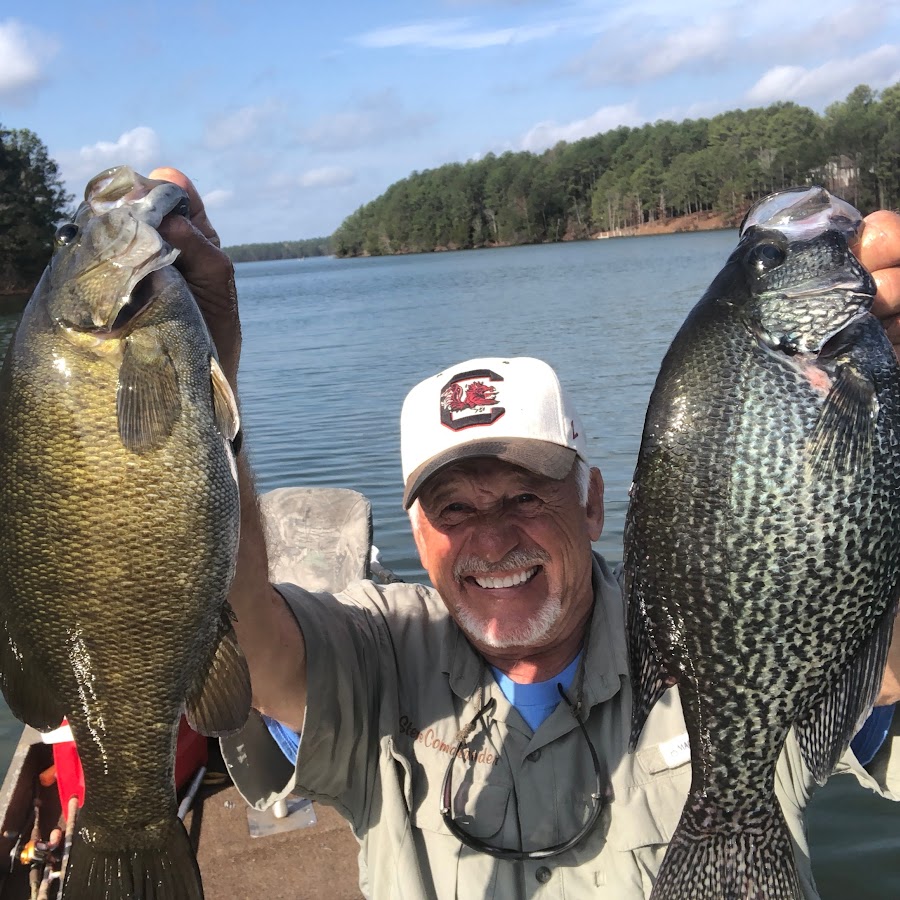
[355,18,560,50]
[745,44,900,106]
[568,13,736,86]
[59,127,162,185]
[298,91,434,151]
[298,167,355,189]
[520,102,643,152]
[202,188,233,209]
[204,99,282,150]
[0,20,57,102]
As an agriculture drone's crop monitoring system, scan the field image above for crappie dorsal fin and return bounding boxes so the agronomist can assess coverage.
[0,623,66,731]
[116,333,181,453]
[651,798,801,900]
[185,611,251,737]
[805,363,878,478]
[210,356,241,445]
[794,600,897,785]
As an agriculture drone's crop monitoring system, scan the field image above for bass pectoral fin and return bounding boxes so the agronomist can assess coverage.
[794,600,897,785]
[185,610,251,737]
[116,336,181,454]
[805,364,878,479]
[210,357,241,455]
[0,619,66,731]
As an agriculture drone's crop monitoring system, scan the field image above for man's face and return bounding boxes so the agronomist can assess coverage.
[412,458,604,660]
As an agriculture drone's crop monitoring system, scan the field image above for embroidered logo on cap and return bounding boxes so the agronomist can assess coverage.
[440,368,505,430]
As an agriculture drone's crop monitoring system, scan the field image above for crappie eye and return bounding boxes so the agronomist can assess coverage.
[746,242,786,273]
[54,223,79,246]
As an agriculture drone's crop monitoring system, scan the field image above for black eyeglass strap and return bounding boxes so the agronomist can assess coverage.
[440,686,605,861]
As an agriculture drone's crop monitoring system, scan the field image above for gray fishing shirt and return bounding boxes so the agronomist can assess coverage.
[221,553,900,899]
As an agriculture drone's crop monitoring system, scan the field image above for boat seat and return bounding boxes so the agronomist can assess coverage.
[260,486,373,594]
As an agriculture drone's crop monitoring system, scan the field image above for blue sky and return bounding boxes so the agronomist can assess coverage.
[3,0,900,245]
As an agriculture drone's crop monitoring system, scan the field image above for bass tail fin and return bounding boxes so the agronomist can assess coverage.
[651,796,802,900]
[61,817,203,900]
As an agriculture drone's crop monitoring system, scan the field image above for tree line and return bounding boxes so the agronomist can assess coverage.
[4,82,900,284]
[0,126,72,295]
[223,236,332,263]
[332,83,900,257]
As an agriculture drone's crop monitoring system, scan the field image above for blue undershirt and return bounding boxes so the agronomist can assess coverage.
[850,704,896,766]
[489,651,582,732]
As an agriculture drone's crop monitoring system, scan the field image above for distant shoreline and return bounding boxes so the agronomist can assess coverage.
[591,210,738,240]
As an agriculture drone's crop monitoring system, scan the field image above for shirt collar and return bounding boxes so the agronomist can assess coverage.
[441,552,629,709]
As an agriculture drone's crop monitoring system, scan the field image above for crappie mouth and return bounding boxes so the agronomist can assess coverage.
[45,167,190,338]
[740,185,863,245]
[734,186,876,356]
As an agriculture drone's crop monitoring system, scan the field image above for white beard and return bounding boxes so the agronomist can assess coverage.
[454,595,563,649]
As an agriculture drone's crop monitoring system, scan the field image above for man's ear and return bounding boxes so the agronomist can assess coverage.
[586,467,604,542]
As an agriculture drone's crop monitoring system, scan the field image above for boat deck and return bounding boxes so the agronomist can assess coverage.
[190,743,363,900]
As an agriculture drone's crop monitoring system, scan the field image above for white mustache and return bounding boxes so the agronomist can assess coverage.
[454,548,549,581]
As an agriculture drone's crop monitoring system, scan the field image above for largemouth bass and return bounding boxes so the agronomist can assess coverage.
[0,167,251,899]
[624,187,900,899]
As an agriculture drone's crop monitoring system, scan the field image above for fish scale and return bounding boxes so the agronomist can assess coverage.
[625,187,900,899]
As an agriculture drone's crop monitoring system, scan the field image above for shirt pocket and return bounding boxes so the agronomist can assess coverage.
[606,762,691,852]
[394,735,513,840]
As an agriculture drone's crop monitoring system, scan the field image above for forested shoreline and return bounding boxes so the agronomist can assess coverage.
[4,82,900,284]
[223,236,332,263]
[332,83,900,257]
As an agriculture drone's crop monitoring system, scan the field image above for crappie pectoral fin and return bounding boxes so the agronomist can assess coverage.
[116,335,181,453]
[627,594,671,751]
[63,816,202,900]
[0,619,66,731]
[805,364,877,478]
[794,599,898,784]
[651,797,800,900]
[210,356,242,454]
[185,615,251,737]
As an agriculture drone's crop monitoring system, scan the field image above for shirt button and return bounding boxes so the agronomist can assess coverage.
[527,749,541,762]
[536,866,552,884]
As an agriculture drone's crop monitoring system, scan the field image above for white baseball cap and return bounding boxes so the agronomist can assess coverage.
[401,357,588,509]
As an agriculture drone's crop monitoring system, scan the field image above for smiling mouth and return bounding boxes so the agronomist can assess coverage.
[471,566,540,590]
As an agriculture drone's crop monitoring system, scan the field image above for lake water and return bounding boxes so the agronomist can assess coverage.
[0,232,897,896]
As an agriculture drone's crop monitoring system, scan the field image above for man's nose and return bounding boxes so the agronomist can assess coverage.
[469,511,519,563]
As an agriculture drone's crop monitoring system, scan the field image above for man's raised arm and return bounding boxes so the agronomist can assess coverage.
[150,167,308,731]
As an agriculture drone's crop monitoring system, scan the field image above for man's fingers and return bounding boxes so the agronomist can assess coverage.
[859,210,900,274]
[148,166,221,248]
[872,268,900,320]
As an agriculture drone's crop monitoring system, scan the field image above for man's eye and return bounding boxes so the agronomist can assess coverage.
[437,502,471,524]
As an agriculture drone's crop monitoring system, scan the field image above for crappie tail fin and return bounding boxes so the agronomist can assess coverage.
[651,799,801,900]
[61,817,203,900]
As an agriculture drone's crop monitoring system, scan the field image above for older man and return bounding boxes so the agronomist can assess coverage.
[153,168,900,899]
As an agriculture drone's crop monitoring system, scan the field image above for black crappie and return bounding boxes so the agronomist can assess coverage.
[624,187,900,899]
[0,167,251,899]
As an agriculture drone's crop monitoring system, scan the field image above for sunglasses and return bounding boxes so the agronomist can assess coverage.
[440,685,605,860]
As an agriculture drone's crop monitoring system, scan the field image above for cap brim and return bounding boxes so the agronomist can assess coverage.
[403,438,577,509]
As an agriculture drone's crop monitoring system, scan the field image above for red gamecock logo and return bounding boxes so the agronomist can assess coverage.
[442,381,499,412]
[439,369,506,430]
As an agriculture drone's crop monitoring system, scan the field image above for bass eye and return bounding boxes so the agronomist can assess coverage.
[746,241,785,272]
[54,223,80,246]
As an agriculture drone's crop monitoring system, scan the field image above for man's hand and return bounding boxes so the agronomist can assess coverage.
[148,167,241,384]
[859,210,900,360]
